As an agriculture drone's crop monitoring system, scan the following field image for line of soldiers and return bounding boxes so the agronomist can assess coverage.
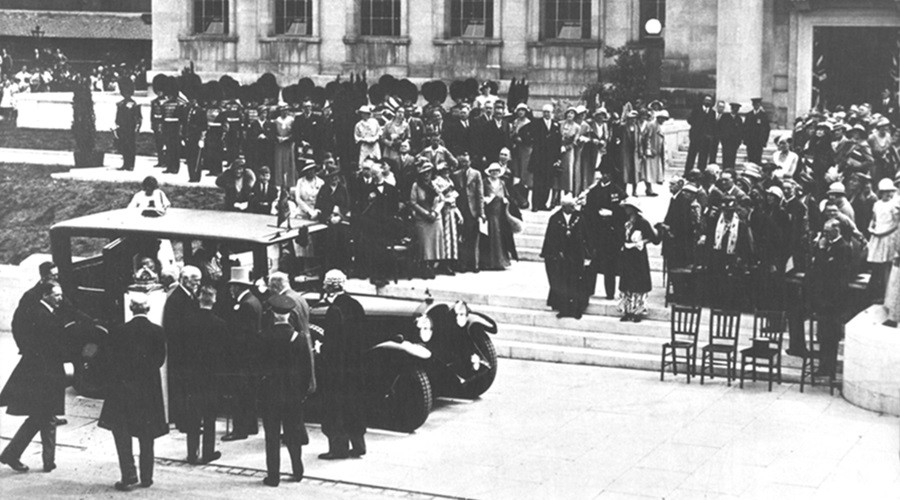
[0,263,368,489]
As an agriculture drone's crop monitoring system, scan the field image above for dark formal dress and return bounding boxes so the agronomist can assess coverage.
[542,210,590,318]
[0,301,66,469]
[320,293,368,456]
[97,316,167,485]
[618,216,659,318]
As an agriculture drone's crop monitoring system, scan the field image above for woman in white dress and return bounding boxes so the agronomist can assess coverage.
[355,105,381,167]
[293,159,324,258]
[771,135,799,178]
[381,107,409,163]
[867,178,900,302]
[128,176,171,215]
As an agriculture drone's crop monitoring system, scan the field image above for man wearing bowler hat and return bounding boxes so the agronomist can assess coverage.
[743,98,770,164]
[223,266,262,441]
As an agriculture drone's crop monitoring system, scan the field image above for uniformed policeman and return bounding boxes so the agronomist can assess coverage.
[115,78,142,171]
[161,81,186,174]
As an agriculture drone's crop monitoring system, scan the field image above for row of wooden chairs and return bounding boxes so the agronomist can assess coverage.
[660,305,839,393]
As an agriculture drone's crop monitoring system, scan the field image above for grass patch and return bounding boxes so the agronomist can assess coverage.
[0,163,221,265]
[0,127,157,157]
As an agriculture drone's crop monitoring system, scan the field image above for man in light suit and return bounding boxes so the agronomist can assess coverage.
[452,152,485,273]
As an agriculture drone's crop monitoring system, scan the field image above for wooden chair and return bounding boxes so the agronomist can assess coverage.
[799,315,839,395]
[739,310,786,391]
[699,309,741,386]
[660,305,703,383]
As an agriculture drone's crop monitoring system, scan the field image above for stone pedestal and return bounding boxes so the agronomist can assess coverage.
[843,305,900,416]
[716,0,764,103]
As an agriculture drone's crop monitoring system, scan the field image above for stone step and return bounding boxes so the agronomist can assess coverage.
[495,339,809,383]
[514,245,665,268]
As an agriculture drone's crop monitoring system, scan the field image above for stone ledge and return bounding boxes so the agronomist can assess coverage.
[842,305,900,416]
[178,34,239,43]
[342,35,410,46]
[432,38,503,47]
[258,35,322,44]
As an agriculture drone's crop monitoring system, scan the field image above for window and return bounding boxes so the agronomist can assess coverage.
[544,0,591,40]
[640,0,666,40]
[275,0,313,35]
[450,0,493,38]
[194,0,229,35]
[361,0,401,37]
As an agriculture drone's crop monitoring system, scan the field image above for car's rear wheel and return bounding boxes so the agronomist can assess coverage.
[458,331,498,399]
[383,367,432,433]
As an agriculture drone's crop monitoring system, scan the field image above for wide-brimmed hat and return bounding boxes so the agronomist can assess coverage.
[875,117,892,128]
[626,110,639,119]
[593,107,609,117]
[741,162,762,179]
[877,178,897,191]
[298,158,318,174]
[766,186,784,200]
[620,197,642,212]
[358,105,373,114]
[228,266,253,286]
[827,182,846,195]
[515,103,529,112]
[850,123,867,134]
[485,162,504,173]
[575,105,588,115]
[816,121,833,131]
[655,109,670,120]
[417,162,435,174]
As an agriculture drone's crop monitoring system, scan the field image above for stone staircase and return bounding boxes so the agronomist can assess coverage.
[346,207,814,384]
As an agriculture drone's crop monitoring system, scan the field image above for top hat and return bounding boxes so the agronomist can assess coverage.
[228,266,253,286]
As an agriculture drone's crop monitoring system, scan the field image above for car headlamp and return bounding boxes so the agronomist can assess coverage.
[416,315,433,343]
[453,301,469,328]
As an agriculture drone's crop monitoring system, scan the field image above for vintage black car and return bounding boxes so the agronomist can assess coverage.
[48,208,499,432]
[302,292,499,432]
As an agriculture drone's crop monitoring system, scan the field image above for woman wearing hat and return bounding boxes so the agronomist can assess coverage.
[867,178,900,302]
[273,105,296,188]
[381,106,409,164]
[355,105,382,168]
[580,107,609,192]
[772,134,799,179]
[408,162,444,278]
[559,106,582,196]
[481,162,512,270]
[803,121,835,196]
[433,161,461,274]
[617,198,659,322]
[294,159,324,221]
[314,164,352,276]
[510,103,533,191]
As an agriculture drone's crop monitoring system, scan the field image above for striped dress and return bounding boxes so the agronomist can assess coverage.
[433,175,459,261]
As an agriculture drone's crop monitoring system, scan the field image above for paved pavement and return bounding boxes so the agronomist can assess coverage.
[0,330,898,499]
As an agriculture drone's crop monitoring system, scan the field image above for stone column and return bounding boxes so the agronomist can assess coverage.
[152,0,188,71]
[500,0,529,74]
[321,0,351,74]
[716,0,765,104]
[236,0,260,76]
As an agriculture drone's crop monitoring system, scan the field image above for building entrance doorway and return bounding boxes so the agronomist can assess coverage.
[812,27,898,109]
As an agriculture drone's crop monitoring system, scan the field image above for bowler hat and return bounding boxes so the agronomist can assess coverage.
[228,266,253,286]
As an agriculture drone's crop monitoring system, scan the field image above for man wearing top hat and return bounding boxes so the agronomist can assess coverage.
[163,265,201,443]
[258,294,314,486]
[743,97,770,164]
[718,102,744,170]
[685,95,716,173]
[115,78,142,172]
[223,266,262,441]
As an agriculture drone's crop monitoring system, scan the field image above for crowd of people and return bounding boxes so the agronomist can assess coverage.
[0,45,148,122]
[1,256,365,489]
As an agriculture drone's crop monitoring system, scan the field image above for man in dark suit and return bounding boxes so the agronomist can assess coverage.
[97,294,167,491]
[542,195,590,319]
[319,270,368,459]
[115,78,142,171]
[248,166,277,215]
[708,101,725,165]
[315,165,352,275]
[744,97,771,164]
[475,100,512,166]
[245,106,272,171]
[0,282,67,473]
[223,266,263,441]
[718,103,744,170]
[11,262,58,350]
[686,95,716,173]
[442,103,475,156]
[406,106,427,154]
[529,104,563,211]
[178,285,224,465]
[163,265,200,450]
[807,219,851,376]
[292,100,320,157]
[583,170,627,299]
[259,294,315,486]
[452,152,485,273]
[357,167,400,287]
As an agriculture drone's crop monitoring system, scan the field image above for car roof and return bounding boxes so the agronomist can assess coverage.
[50,208,319,244]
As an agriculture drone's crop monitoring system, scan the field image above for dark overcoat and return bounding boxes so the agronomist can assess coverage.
[163,285,196,429]
[0,302,67,416]
[320,293,368,437]
[541,210,589,314]
[618,216,659,295]
[259,323,313,445]
[584,181,627,274]
[98,316,168,439]
[174,308,226,433]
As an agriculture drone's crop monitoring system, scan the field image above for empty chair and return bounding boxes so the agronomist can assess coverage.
[739,310,786,391]
[699,309,741,386]
[660,305,703,383]
[799,315,839,394]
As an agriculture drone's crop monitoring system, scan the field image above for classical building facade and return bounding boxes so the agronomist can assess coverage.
[152,0,900,126]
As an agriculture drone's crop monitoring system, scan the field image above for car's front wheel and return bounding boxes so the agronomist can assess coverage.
[382,367,432,433]
[458,330,498,399]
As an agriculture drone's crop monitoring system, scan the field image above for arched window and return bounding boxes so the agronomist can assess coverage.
[194,0,229,35]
